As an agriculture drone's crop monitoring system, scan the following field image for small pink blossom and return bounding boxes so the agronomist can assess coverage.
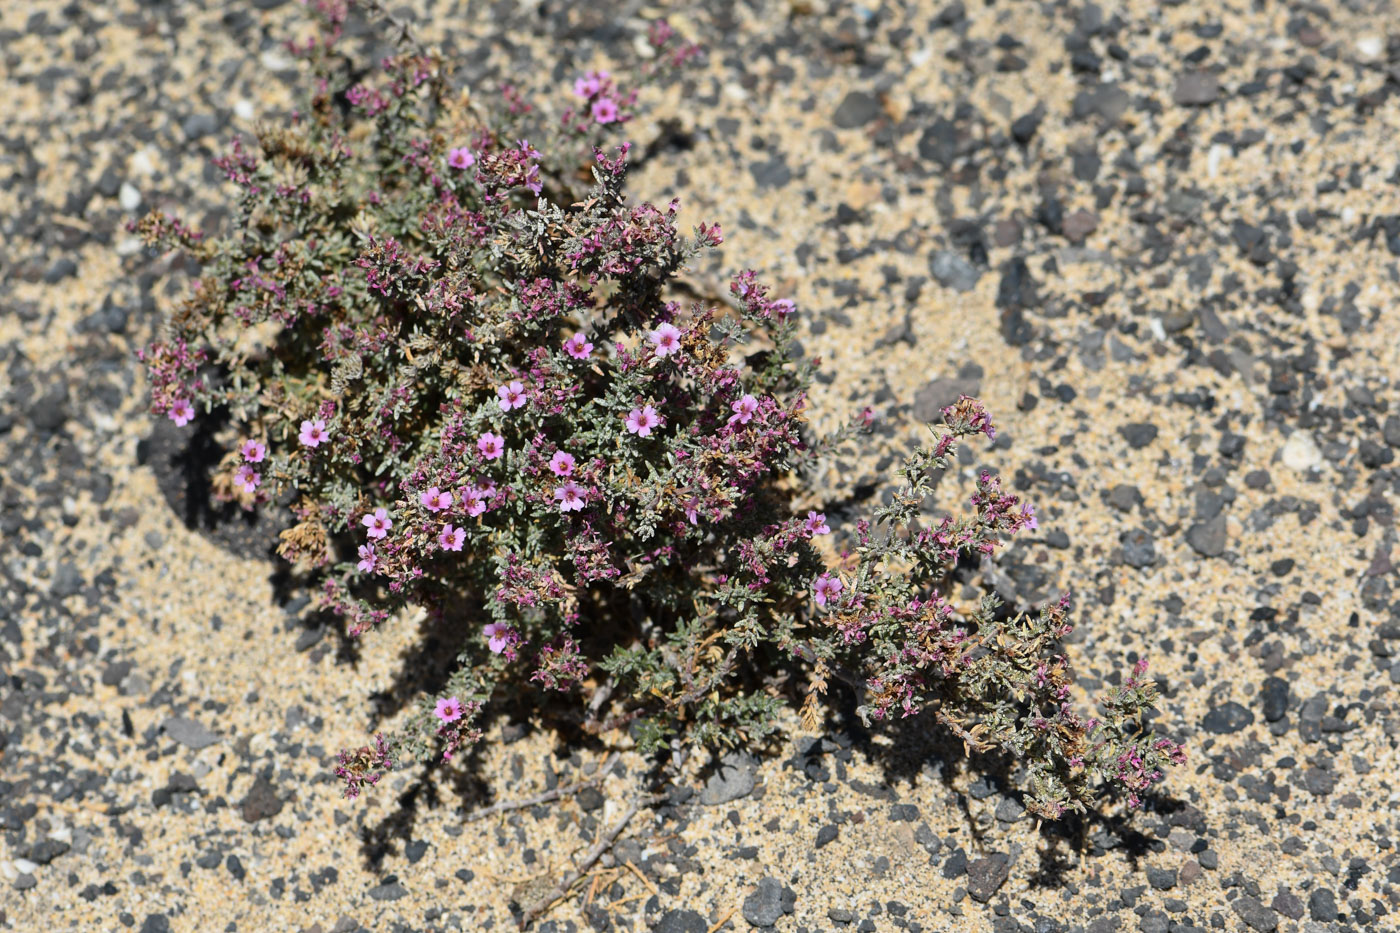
[420,487,452,512]
[572,70,609,98]
[438,523,465,551]
[549,451,576,476]
[356,544,377,573]
[483,622,511,654]
[496,380,527,411]
[462,487,487,517]
[813,572,844,607]
[591,97,619,124]
[299,418,328,447]
[804,511,830,536]
[240,439,266,462]
[683,496,700,525]
[477,432,505,460]
[434,696,464,722]
[728,393,759,426]
[554,481,586,513]
[168,398,194,427]
[447,147,475,170]
[650,323,682,358]
[362,507,392,539]
[477,478,498,500]
[233,465,260,494]
[625,405,663,437]
[1021,503,1038,530]
[563,333,593,359]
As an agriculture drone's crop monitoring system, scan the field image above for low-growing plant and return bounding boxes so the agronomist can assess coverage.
[136,0,1182,819]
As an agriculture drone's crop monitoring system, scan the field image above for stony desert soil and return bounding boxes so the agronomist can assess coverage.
[3,1,1400,932]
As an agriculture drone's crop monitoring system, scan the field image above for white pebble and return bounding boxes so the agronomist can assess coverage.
[1357,36,1384,61]
[1281,430,1322,472]
[234,98,255,122]
[119,182,142,212]
[13,858,38,875]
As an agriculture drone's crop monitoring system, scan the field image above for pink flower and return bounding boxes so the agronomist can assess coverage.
[625,405,662,437]
[435,696,464,723]
[462,487,487,517]
[447,147,475,170]
[420,487,453,512]
[477,432,505,460]
[356,544,377,573]
[650,323,682,358]
[771,298,796,322]
[496,380,527,411]
[438,523,465,551]
[168,398,194,427]
[483,622,510,654]
[683,496,700,525]
[233,465,260,494]
[554,481,586,513]
[591,97,619,124]
[728,394,759,426]
[573,70,609,98]
[299,418,328,447]
[362,507,392,539]
[563,333,593,359]
[813,572,844,607]
[477,478,498,500]
[1021,503,1038,530]
[804,511,830,536]
[240,439,266,462]
[549,451,576,476]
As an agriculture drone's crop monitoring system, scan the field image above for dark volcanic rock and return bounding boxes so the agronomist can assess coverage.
[1201,702,1253,734]
[966,854,1009,902]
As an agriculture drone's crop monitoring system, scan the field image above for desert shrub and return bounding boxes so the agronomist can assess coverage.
[135,0,1182,818]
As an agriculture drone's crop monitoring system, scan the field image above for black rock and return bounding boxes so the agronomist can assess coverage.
[913,376,979,425]
[576,786,605,812]
[1145,866,1176,890]
[1302,768,1335,796]
[1118,423,1159,449]
[26,838,70,865]
[1185,516,1227,557]
[929,251,980,293]
[367,881,408,901]
[27,384,70,433]
[1010,111,1041,145]
[1121,528,1156,569]
[815,824,838,849]
[1173,72,1220,106]
[749,155,791,190]
[1201,702,1254,734]
[181,112,222,141]
[833,91,881,129]
[1107,484,1142,512]
[966,854,1009,903]
[140,915,170,933]
[240,775,283,823]
[828,907,855,924]
[1271,891,1303,920]
[404,840,429,864]
[942,848,968,879]
[161,716,219,750]
[700,751,757,805]
[1260,677,1289,722]
[226,854,246,881]
[1384,415,1400,448]
[994,798,1025,823]
[1230,895,1278,932]
[889,803,919,822]
[917,118,958,167]
[742,877,784,928]
[655,909,706,933]
[1307,887,1338,922]
[44,257,78,284]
